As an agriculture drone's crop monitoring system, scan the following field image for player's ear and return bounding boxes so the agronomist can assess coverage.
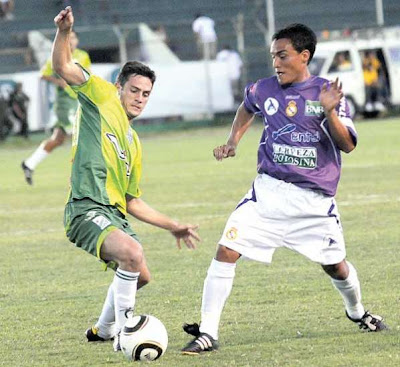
[301,49,310,65]
[115,81,122,93]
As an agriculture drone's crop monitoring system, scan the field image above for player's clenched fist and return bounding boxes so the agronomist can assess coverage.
[213,144,236,161]
[54,6,74,31]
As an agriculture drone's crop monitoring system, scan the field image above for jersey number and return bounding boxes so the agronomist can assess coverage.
[106,133,131,177]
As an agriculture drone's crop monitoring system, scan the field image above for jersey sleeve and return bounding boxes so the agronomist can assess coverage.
[335,96,358,146]
[126,131,142,198]
[81,51,92,71]
[40,59,53,77]
[71,71,116,106]
[243,82,260,114]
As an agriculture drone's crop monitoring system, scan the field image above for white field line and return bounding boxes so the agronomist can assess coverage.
[0,207,63,215]
[0,227,62,237]
[2,196,398,237]
[338,194,400,206]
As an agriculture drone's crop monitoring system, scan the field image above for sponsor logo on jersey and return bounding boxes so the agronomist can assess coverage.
[226,227,238,240]
[272,143,317,169]
[285,100,298,117]
[92,215,111,230]
[285,94,300,99]
[264,97,279,116]
[272,123,296,140]
[291,131,320,143]
[305,100,324,116]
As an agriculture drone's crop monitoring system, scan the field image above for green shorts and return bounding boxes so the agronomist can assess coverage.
[64,198,139,269]
[54,94,78,133]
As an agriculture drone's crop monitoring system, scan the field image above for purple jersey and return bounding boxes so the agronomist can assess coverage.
[244,75,357,197]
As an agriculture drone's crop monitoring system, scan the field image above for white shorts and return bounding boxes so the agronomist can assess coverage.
[219,174,346,265]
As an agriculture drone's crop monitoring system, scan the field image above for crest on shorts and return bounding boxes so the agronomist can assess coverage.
[225,227,238,240]
[286,100,298,117]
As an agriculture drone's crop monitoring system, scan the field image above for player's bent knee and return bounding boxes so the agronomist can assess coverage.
[321,260,348,280]
[118,244,144,269]
[215,245,241,263]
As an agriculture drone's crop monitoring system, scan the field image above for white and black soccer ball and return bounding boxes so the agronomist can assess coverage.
[120,314,168,361]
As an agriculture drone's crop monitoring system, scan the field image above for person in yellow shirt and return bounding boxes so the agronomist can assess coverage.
[21,30,91,185]
[362,51,381,112]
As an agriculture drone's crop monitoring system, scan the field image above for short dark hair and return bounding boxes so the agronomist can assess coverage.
[272,23,317,64]
[117,61,156,87]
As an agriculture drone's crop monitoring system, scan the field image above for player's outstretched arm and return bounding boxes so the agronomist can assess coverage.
[320,78,355,153]
[52,6,85,86]
[213,102,254,161]
[126,195,200,249]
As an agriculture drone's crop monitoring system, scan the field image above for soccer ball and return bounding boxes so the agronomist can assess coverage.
[120,314,168,361]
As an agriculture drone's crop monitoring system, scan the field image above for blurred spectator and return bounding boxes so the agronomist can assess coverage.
[153,24,168,43]
[335,52,352,71]
[362,51,384,112]
[216,45,243,103]
[0,95,11,140]
[320,29,330,40]
[8,82,30,138]
[192,13,217,60]
[0,0,14,20]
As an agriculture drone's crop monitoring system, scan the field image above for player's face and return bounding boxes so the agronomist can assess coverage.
[69,32,79,51]
[270,38,310,85]
[118,74,153,119]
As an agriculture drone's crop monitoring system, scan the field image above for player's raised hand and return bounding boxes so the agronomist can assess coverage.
[54,6,74,32]
[170,224,200,250]
[320,77,344,113]
[213,144,236,161]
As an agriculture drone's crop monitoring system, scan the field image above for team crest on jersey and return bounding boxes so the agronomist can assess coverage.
[305,100,324,116]
[264,98,279,116]
[285,101,298,117]
[226,227,238,240]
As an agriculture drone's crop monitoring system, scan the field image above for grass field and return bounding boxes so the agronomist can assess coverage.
[0,117,399,366]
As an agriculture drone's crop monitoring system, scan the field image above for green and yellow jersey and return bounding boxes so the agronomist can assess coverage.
[67,72,142,217]
[41,48,91,100]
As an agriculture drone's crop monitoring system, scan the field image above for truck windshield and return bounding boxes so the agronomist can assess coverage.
[309,56,326,75]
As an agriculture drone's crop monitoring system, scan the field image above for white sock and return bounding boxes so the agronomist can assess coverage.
[24,143,49,170]
[95,284,116,339]
[331,262,365,319]
[113,268,139,333]
[199,259,236,340]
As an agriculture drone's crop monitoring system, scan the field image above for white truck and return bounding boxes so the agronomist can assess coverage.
[309,28,400,117]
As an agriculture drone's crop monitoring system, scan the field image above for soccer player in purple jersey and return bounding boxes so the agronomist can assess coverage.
[181,23,387,355]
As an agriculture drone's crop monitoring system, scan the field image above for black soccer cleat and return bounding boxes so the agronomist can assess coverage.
[85,326,113,342]
[183,322,201,337]
[181,323,218,355]
[21,161,33,185]
[346,310,388,332]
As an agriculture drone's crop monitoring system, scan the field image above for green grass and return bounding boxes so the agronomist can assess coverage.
[0,118,399,366]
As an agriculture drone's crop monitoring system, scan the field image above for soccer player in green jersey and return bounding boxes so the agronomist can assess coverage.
[21,30,91,185]
[52,6,201,351]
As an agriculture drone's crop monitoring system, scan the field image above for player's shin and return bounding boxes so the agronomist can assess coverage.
[331,261,364,319]
[113,268,140,333]
[95,284,116,339]
[199,258,236,340]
